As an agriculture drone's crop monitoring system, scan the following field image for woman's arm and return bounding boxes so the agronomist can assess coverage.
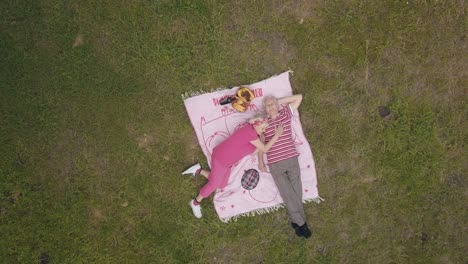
[257,151,268,172]
[257,135,268,172]
[250,123,284,153]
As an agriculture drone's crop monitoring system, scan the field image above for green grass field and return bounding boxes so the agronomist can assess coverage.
[1,0,466,263]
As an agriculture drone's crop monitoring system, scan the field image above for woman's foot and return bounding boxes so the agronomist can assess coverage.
[189,199,202,218]
[182,163,201,176]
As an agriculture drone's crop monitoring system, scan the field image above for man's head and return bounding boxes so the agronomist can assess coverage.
[263,96,279,118]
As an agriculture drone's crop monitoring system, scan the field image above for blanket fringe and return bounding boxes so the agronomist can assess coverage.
[219,204,285,223]
[219,195,323,223]
[304,196,325,204]
[181,87,227,101]
[181,70,294,101]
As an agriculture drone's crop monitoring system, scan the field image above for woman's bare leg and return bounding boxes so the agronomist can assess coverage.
[195,193,204,203]
[199,169,210,179]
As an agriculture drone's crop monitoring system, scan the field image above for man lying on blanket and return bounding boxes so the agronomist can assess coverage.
[258,94,312,239]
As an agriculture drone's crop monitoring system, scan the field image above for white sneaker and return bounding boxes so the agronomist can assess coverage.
[182,163,201,176]
[190,199,202,218]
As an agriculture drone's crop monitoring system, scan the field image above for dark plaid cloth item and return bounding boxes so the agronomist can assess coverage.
[241,169,260,190]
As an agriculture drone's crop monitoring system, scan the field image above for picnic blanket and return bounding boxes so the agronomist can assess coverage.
[183,71,323,222]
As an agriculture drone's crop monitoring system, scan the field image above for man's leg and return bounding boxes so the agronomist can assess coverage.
[287,157,306,223]
[270,159,306,226]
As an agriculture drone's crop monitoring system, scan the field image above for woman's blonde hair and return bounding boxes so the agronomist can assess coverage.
[248,114,267,126]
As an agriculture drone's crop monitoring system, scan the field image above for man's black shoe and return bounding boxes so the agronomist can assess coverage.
[291,223,301,237]
[298,223,312,239]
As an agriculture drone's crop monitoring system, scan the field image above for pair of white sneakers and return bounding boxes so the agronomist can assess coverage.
[182,164,202,218]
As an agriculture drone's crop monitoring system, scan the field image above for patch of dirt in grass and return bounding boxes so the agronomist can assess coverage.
[169,17,190,36]
[406,55,466,107]
[434,255,456,264]
[359,175,377,184]
[136,133,156,151]
[46,128,85,191]
[318,158,349,178]
[401,224,417,242]
[273,209,289,224]
[318,146,368,177]
[121,218,137,239]
[314,55,346,79]
[378,46,406,69]
[93,155,109,176]
[208,244,264,264]
[255,31,289,55]
[137,207,151,221]
[370,46,407,95]
[272,0,325,24]
[299,111,315,135]
[222,28,295,75]
[35,38,61,55]
[315,244,329,257]
[72,34,84,48]
[223,9,296,74]
[446,173,465,188]
[92,28,123,73]
[127,125,160,152]
[209,245,240,264]
[376,32,466,107]
[254,30,295,74]
[89,207,107,226]
[183,132,201,163]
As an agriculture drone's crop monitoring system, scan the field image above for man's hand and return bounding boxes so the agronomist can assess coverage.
[275,122,284,137]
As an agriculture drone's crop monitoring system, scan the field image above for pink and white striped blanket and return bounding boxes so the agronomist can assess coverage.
[183,71,322,222]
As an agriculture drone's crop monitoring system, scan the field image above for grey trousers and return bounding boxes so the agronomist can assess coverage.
[269,157,307,226]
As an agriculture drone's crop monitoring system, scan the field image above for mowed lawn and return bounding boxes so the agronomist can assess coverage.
[0,0,466,263]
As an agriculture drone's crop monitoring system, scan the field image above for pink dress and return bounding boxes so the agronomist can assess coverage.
[199,124,258,198]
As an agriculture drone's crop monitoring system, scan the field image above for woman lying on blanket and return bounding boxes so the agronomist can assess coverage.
[182,115,284,218]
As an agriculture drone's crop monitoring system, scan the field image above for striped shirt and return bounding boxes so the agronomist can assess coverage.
[264,104,299,164]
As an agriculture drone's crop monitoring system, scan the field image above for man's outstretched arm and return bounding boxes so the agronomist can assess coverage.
[277,94,303,110]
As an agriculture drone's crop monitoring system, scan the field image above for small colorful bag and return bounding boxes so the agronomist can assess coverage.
[219,87,255,112]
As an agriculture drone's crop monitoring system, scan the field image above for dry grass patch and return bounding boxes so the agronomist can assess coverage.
[91,28,124,73]
[183,131,201,164]
[136,133,156,152]
[272,0,325,24]
[34,37,61,55]
[89,207,107,226]
[126,124,161,153]
[208,242,265,264]
[72,34,84,48]
[314,55,346,79]
[44,128,87,192]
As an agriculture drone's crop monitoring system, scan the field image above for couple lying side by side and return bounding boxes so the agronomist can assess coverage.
[182,94,312,239]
